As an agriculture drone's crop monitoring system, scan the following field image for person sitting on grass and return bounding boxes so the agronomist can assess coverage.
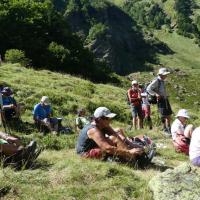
[1,87,22,121]
[189,127,200,167]
[76,107,144,161]
[33,96,58,134]
[75,108,90,132]
[171,109,194,155]
[0,131,40,168]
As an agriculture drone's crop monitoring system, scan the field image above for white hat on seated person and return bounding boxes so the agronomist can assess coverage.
[94,107,116,119]
[131,80,138,85]
[41,96,50,105]
[176,109,190,119]
[157,68,170,76]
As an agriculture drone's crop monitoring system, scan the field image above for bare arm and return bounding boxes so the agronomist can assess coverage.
[0,131,21,146]
[88,128,143,159]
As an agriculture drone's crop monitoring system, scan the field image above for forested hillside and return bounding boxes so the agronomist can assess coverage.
[1,0,200,77]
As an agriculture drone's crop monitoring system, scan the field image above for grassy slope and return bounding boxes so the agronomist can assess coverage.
[1,61,199,200]
[1,1,200,198]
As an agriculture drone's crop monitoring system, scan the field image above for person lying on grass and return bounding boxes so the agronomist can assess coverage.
[76,107,144,161]
[0,131,40,168]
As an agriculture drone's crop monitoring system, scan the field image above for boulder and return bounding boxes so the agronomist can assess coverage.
[149,162,200,200]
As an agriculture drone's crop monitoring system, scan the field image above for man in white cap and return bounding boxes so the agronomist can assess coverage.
[127,80,143,130]
[33,96,58,134]
[147,67,172,134]
[171,109,194,154]
[76,107,144,160]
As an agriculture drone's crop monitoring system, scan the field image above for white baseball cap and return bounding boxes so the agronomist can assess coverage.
[41,96,50,105]
[94,107,116,119]
[176,109,190,119]
[131,80,138,85]
[157,68,170,76]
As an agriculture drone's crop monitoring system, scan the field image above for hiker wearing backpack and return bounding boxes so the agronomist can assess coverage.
[171,109,194,155]
[76,107,144,160]
[127,80,143,130]
[146,68,172,135]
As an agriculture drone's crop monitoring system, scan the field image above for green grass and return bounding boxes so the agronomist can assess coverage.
[1,60,200,199]
[154,30,200,70]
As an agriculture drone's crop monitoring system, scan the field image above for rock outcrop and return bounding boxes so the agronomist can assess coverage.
[149,162,200,200]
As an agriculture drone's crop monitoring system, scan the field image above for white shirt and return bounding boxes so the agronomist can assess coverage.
[171,118,185,140]
[189,127,200,160]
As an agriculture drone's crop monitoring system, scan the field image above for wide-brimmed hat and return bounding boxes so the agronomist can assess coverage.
[1,87,13,96]
[157,68,170,76]
[40,96,50,105]
[94,107,116,119]
[176,109,190,119]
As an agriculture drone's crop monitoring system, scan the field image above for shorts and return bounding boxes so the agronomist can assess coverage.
[157,98,172,117]
[81,148,102,159]
[131,105,143,118]
[142,105,151,118]
[191,156,200,166]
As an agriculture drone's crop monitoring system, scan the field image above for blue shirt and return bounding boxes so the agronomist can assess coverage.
[33,103,52,120]
[2,96,16,106]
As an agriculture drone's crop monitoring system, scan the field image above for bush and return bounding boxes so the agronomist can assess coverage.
[5,49,30,66]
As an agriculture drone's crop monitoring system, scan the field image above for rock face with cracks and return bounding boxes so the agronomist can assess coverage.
[149,162,200,200]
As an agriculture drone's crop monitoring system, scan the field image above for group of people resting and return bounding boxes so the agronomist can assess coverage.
[75,106,200,167]
[1,67,200,169]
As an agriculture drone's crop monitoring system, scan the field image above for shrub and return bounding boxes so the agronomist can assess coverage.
[5,49,30,66]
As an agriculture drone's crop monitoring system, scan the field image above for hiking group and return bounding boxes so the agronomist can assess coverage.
[1,67,200,169]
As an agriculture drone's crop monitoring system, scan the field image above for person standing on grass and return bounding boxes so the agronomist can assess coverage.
[127,80,143,130]
[147,68,172,135]
[171,109,194,154]
[76,107,144,160]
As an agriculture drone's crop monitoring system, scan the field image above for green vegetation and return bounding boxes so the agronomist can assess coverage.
[1,60,200,199]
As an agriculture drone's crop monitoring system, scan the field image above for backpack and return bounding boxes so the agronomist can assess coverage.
[130,135,156,168]
[146,78,161,104]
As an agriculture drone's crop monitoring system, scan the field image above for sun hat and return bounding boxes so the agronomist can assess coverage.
[176,109,190,119]
[157,68,170,76]
[94,107,116,119]
[1,87,13,96]
[40,96,50,105]
[131,80,138,85]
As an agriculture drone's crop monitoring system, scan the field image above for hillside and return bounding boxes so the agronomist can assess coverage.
[1,63,200,199]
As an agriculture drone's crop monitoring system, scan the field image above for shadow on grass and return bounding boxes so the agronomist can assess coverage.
[2,120,36,135]
[0,186,11,198]
[29,159,53,171]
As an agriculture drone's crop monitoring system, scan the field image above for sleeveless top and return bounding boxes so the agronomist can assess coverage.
[76,124,99,154]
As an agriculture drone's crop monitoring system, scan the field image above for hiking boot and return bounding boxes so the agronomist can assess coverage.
[26,141,37,153]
